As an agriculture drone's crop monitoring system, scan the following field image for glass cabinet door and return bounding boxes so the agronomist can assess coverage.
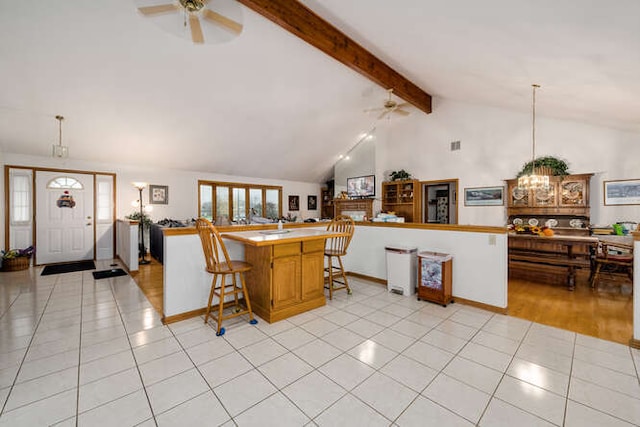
[559,180,587,207]
[532,182,557,207]
[508,183,529,207]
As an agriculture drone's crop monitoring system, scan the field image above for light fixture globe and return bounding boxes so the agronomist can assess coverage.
[52,115,69,158]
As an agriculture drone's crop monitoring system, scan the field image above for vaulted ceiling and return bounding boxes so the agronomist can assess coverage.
[1,0,639,182]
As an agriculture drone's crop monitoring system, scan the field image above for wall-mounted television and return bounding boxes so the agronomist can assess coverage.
[347,175,375,198]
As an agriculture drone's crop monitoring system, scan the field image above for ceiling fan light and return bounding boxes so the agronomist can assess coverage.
[180,0,205,13]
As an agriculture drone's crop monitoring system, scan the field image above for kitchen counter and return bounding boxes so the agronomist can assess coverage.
[222,228,343,246]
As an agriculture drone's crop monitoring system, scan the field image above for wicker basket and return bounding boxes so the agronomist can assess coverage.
[534,166,554,176]
[1,256,30,272]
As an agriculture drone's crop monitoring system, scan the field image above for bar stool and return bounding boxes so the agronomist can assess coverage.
[195,218,257,336]
[324,215,355,300]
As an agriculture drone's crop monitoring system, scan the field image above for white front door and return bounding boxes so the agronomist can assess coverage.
[36,171,95,264]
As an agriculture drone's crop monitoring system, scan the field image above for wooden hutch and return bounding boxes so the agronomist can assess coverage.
[381,179,421,223]
[506,173,596,289]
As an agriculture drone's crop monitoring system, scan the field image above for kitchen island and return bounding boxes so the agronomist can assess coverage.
[223,229,343,322]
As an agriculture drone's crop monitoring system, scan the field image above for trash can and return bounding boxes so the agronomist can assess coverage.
[417,251,453,306]
[385,246,417,296]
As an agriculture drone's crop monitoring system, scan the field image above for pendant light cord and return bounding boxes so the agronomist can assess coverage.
[531,84,539,172]
[55,115,64,147]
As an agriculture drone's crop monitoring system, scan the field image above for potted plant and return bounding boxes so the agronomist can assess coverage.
[1,246,35,272]
[389,169,412,181]
[126,211,153,227]
[516,156,570,178]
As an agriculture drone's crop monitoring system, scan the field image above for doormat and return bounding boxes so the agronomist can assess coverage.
[41,260,96,276]
[92,268,128,280]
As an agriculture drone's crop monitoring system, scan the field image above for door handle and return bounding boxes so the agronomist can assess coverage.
[86,223,92,226]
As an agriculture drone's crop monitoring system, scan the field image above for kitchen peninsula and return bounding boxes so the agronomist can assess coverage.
[160,222,508,324]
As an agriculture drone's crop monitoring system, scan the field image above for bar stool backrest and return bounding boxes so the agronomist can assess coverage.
[196,218,232,273]
[326,215,355,255]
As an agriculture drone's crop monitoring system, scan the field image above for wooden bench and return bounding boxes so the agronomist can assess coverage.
[508,234,597,290]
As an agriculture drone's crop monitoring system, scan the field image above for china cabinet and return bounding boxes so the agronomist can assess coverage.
[506,173,594,287]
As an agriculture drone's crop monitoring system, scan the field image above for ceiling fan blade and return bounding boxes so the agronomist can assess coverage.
[393,108,410,116]
[203,9,243,34]
[395,102,410,109]
[189,15,204,43]
[377,110,391,120]
[364,107,384,113]
[138,4,179,15]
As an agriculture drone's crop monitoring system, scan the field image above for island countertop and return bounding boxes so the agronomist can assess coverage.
[222,228,344,246]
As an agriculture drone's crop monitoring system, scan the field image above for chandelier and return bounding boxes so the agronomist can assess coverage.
[517,84,549,190]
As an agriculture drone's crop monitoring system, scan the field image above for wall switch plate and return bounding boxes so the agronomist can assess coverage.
[488,235,496,245]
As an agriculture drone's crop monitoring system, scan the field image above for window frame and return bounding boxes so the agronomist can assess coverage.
[9,170,32,226]
[198,180,283,222]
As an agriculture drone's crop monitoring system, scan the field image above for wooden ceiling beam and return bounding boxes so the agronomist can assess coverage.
[236,0,432,114]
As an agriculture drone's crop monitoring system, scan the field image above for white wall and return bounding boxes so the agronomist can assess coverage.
[334,137,376,197]
[377,98,640,226]
[1,153,323,252]
[345,225,508,309]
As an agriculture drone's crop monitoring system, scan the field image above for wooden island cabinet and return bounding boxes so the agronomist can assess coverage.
[222,228,340,323]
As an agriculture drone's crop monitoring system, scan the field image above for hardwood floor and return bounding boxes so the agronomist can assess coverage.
[508,274,633,345]
[129,257,164,315]
[129,257,634,345]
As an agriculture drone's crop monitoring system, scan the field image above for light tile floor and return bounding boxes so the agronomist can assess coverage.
[1,260,639,426]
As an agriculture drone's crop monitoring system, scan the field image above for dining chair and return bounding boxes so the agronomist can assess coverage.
[195,218,257,336]
[590,240,633,292]
[324,215,355,299]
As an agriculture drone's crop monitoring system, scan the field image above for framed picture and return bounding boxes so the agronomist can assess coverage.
[288,195,299,211]
[464,186,504,206]
[308,195,318,210]
[604,179,640,205]
[149,185,169,205]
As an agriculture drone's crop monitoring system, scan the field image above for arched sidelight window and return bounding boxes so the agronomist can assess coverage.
[47,176,84,189]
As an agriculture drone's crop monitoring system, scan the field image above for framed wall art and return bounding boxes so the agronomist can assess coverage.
[288,195,300,211]
[604,179,640,205]
[308,195,317,210]
[149,185,169,205]
[463,186,504,206]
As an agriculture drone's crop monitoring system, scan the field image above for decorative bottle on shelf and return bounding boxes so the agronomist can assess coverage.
[278,220,283,230]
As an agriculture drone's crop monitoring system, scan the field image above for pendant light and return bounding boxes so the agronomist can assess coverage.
[517,84,549,190]
[52,115,69,158]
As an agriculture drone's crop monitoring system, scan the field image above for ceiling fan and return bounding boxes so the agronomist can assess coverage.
[138,0,242,44]
[364,89,411,120]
